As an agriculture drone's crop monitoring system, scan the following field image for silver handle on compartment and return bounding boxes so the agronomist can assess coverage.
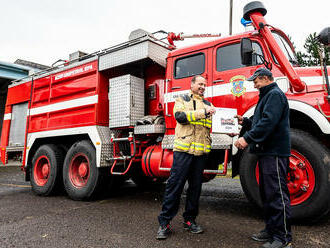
[171,86,181,90]
[165,79,170,116]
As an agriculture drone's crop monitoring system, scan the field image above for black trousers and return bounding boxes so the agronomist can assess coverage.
[158,151,205,226]
[258,156,292,243]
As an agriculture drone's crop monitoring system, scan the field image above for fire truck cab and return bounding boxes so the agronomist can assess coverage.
[1,1,329,222]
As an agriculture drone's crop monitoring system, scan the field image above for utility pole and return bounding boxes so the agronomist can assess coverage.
[229,0,233,35]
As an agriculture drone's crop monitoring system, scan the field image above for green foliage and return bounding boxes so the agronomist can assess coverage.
[296,32,330,66]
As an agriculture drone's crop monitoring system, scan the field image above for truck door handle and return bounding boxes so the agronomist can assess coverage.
[171,86,181,90]
[213,79,224,84]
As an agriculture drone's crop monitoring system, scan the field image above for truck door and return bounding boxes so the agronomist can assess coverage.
[212,39,266,176]
[166,49,209,129]
[211,40,265,114]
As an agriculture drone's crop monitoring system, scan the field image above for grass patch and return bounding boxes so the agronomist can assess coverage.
[216,164,240,179]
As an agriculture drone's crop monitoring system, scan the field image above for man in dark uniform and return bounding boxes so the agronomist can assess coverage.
[235,68,292,248]
[156,75,216,240]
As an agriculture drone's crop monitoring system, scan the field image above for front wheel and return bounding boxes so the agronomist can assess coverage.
[239,129,330,222]
[63,140,105,200]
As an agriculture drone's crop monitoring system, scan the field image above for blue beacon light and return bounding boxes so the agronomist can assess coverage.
[241,18,252,27]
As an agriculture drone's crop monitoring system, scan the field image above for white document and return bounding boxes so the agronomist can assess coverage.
[212,107,239,134]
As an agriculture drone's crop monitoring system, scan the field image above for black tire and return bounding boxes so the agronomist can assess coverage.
[131,162,166,188]
[63,140,105,200]
[202,150,226,183]
[131,174,166,188]
[112,176,128,187]
[30,144,64,196]
[239,129,330,222]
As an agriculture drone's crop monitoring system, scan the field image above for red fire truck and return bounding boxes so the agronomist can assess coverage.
[1,1,329,221]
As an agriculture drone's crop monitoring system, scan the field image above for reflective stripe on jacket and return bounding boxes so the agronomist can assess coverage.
[173,91,213,155]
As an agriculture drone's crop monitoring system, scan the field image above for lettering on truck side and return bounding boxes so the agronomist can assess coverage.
[54,65,93,81]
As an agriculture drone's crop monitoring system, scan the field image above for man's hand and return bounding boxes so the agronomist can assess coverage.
[235,115,244,125]
[234,137,248,149]
[205,105,216,116]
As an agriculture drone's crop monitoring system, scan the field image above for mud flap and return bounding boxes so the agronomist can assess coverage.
[24,164,31,181]
[231,149,243,178]
[231,124,249,178]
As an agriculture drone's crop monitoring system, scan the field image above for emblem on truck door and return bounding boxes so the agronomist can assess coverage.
[230,75,246,97]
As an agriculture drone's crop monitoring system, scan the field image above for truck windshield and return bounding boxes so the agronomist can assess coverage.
[272,32,298,65]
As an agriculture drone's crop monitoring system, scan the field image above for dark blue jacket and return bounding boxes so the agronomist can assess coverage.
[243,83,291,157]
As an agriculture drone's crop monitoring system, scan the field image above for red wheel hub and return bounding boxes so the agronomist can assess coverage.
[288,150,315,205]
[42,163,50,177]
[78,162,88,178]
[255,149,315,206]
[69,153,90,188]
[34,156,50,186]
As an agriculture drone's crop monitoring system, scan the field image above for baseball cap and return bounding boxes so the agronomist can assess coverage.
[247,68,272,81]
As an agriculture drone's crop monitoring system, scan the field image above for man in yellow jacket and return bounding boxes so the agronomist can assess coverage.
[157,75,216,239]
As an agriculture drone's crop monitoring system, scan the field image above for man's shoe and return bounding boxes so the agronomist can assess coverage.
[156,224,172,240]
[260,239,292,248]
[183,220,204,234]
[252,230,272,242]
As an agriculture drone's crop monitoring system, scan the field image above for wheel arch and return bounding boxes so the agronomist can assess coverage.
[288,100,330,135]
[239,128,330,221]
[25,134,90,181]
[232,100,330,177]
[243,100,330,134]
[243,100,330,144]
[25,126,111,181]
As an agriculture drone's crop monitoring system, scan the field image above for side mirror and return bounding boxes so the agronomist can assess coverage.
[241,38,253,65]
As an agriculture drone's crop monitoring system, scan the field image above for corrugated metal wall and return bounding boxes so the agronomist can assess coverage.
[0,62,31,141]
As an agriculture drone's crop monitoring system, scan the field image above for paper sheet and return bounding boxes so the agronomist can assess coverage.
[212,107,239,134]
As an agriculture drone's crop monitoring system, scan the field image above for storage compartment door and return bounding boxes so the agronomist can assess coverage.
[109,75,144,128]
[8,102,28,147]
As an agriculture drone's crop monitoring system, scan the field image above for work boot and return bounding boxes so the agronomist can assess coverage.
[183,220,204,234]
[252,229,272,242]
[260,239,292,248]
[156,224,172,240]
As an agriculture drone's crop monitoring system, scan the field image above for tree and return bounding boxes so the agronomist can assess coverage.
[296,32,330,66]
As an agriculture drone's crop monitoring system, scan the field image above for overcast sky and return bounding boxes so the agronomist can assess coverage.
[0,0,328,66]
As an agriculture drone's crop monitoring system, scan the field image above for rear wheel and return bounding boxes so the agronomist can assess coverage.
[63,140,106,200]
[202,150,226,182]
[31,144,64,196]
[239,129,330,222]
[131,162,166,188]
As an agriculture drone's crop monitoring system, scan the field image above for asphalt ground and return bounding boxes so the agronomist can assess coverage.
[0,165,329,248]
